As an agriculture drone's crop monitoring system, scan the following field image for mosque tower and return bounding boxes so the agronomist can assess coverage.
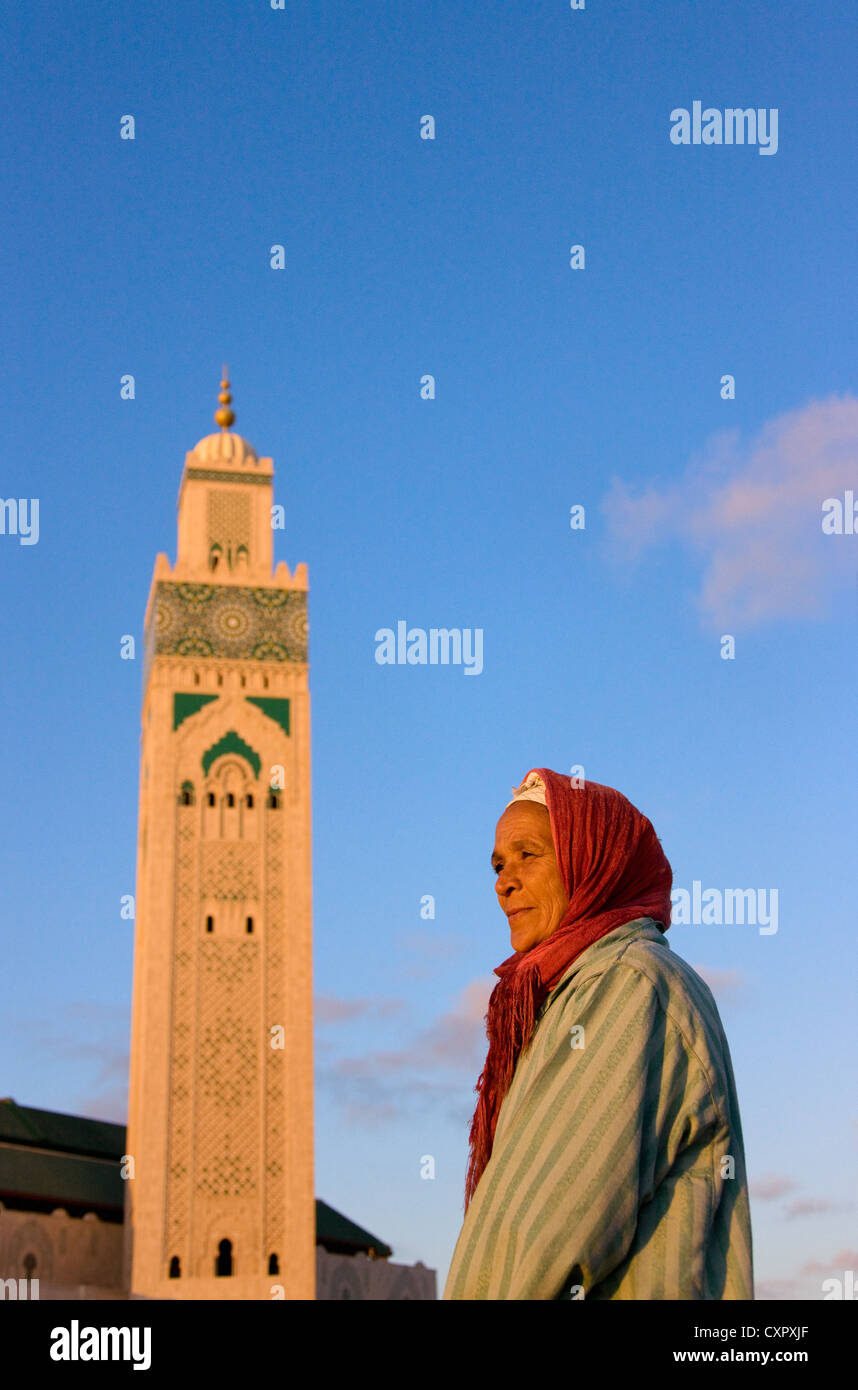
[123,373,314,1299]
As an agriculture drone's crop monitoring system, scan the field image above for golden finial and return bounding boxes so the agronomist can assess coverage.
[214,364,235,431]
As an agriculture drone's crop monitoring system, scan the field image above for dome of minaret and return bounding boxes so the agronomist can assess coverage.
[187,368,261,468]
[189,430,259,467]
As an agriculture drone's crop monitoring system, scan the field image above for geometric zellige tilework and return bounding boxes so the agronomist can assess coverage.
[149,581,308,666]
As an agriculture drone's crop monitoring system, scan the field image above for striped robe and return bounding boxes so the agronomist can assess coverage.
[443,918,753,1300]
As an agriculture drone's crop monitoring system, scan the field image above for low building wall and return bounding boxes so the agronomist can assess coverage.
[0,1206,122,1289]
[316,1247,436,1300]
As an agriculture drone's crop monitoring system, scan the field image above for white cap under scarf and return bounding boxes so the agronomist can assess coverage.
[504,771,547,809]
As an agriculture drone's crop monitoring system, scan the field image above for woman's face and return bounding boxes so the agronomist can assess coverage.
[492,801,569,952]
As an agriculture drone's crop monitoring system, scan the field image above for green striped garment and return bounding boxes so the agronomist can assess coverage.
[443,918,753,1300]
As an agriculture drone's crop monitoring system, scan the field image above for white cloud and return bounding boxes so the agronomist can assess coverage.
[756,1248,858,1300]
[690,964,745,1001]
[784,1197,845,1219]
[801,1248,858,1276]
[316,976,496,1128]
[315,994,404,1023]
[751,1173,797,1201]
[602,394,858,627]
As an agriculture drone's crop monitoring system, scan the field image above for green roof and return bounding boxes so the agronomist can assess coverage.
[0,1099,125,1160]
[315,1199,392,1258]
[0,1102,392,1254]
[0,1145,123,1213]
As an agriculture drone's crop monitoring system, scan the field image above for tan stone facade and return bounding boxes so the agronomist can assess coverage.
[0,1206,121,1296]
[316,1249,436,1301]
[123,425,315,1300]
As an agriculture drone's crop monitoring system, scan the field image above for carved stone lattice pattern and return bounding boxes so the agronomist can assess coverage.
[264,815,286,1253]
[165,819,197,1262]
[164,767,288,1265]
[195,941,260,1197]
[207,489,251,554]
[150,582,308,665]
[201,842,259,901]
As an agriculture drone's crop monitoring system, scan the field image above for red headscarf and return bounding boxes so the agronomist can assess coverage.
[464,768,673,1210]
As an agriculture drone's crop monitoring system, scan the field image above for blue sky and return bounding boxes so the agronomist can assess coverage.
[1,0,856,1299]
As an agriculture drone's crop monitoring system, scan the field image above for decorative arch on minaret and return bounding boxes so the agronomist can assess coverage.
[201,730,260,780]
[201,754,259,845]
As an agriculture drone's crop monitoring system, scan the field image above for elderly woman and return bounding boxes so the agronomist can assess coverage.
[443,768,753,1300]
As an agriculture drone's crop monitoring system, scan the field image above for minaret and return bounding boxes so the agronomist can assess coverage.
[124,373,314,1299]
